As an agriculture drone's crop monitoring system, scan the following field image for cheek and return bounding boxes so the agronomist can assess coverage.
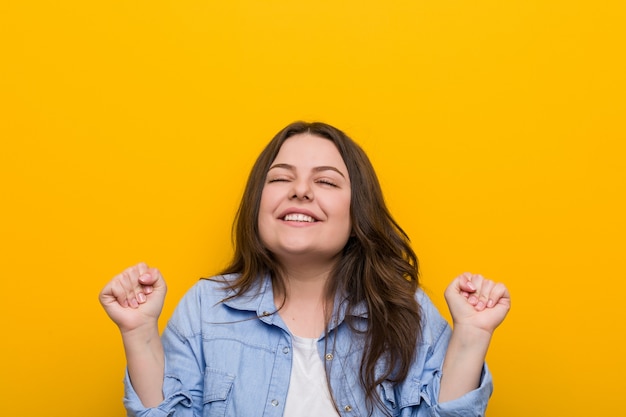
[258,188,275,215]
[258,191,272,214]
[257,190,272,241]
[337,196,353,231]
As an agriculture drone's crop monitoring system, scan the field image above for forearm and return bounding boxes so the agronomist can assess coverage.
[438,324,492,403]
[121,323,165,407]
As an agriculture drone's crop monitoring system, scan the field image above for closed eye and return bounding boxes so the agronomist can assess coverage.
[316,179,338,187]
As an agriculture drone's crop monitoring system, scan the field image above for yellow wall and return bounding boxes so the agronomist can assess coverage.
[1,1,624,416]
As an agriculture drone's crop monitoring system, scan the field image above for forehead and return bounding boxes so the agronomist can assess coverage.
[273,133,347,169]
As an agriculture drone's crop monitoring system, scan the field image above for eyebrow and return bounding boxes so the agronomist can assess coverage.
[268,163,346,178]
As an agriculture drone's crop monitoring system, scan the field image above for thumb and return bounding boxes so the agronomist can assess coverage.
[140,267,166,292]
[445,272,477,303]
[456,272,477,294]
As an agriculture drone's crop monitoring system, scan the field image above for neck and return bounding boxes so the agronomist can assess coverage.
[275,256,336,298]
[275,268,330,304]
[273,260,335,338]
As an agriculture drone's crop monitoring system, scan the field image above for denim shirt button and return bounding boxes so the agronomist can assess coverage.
[344,405,353,412]
[282,346,290,354]
[271,399,279,406]
[325,353,334,361]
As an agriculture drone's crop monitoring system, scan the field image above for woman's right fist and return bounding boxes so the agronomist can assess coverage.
[99,262,167,333]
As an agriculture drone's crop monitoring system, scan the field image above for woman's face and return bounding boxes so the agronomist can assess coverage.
[258,133,352,266]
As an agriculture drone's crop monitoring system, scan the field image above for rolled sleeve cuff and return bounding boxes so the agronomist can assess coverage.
[426,363,493,417]
[123,369,193,417]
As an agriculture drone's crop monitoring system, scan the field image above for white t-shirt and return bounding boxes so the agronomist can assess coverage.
[283,335,340,417]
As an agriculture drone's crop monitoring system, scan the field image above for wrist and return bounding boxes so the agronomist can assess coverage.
[120,321,160,344]
[450,322,494,350]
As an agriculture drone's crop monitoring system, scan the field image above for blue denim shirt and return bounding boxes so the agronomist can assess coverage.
[123,275,493,417]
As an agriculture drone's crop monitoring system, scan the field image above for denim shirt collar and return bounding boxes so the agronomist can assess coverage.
[220,273,368,332]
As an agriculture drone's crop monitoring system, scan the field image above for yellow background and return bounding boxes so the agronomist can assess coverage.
[1,1,624,416]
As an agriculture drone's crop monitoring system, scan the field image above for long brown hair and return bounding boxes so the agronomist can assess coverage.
[219,121,421,414]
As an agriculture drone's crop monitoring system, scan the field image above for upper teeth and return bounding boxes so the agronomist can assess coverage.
[284,213,315,222]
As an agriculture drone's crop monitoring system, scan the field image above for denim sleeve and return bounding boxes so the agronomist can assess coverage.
[122,286,205,417]
[418,360,493,417]
[409,291,494,417]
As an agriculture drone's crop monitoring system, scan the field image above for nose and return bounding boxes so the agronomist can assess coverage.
[289,179,313,201]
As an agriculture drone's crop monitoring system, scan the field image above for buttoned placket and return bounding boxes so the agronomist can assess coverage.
[319,331,360,416]
[261,325,293,416]
[233,277,367,416]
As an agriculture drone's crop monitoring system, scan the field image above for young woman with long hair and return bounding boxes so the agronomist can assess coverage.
[99,121,510,417]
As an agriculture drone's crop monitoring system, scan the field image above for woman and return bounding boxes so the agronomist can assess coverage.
[99,121,511,417]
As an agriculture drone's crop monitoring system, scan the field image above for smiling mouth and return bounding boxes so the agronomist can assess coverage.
[283,213,317,223]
